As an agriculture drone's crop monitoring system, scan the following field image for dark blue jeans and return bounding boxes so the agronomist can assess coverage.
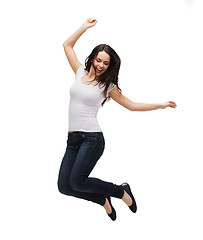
[57,131,124,206]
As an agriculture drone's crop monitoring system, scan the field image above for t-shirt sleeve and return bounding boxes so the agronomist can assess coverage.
[107,83,116,97]
[75,65,85,79]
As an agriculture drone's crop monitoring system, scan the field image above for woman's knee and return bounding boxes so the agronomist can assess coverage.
[57,177,72,195]
[70,175,84,192]
[57,178,65,194]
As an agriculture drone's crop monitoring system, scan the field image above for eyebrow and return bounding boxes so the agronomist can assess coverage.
[97,57,110,63]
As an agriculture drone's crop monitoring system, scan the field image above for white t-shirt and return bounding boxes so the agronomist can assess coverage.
[68,65,116,132]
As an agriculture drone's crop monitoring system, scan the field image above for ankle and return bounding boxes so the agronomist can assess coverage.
[103,198,112,214]
[122,190,132,206]
[122,190,127,200]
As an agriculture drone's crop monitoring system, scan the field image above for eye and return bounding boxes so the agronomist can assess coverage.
[96,59,101,62]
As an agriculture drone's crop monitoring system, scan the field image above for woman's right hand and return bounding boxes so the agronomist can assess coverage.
[83,18,98,29]
[160,101,177,109]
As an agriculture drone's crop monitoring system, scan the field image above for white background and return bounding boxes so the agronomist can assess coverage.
[1,0,203,239]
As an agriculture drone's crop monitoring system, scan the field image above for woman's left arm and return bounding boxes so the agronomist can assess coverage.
[109,86,177,111]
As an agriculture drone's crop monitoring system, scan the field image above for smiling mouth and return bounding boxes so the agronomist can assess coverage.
[96,68,103,73]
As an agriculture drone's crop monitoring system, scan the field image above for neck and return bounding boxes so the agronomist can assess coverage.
[88,65,97,80]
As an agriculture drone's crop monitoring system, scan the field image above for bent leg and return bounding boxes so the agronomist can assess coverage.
[57,145,106,205]
[70,140,123,199]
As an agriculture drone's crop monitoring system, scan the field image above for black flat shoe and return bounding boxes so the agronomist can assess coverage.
[122,183,137,213]
[106,196,116,221]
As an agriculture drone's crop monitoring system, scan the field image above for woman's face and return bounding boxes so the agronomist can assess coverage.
[92,51,110,76]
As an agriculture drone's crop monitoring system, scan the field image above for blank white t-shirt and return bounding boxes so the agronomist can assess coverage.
[68,65,116,132]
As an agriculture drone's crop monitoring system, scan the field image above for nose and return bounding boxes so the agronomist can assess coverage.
[99,62,104,68]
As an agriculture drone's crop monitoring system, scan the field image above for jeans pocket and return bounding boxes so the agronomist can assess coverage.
[99,141,105,156]
[99,133,105,145]
[67,133,75,145]
[97,134,105,155]
[86,132,99,141]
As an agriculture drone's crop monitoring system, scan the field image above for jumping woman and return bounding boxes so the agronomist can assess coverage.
[57,18,177,221]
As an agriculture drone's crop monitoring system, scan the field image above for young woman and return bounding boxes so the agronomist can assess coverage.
[57,18,177,221]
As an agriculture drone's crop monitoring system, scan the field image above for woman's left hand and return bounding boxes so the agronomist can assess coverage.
[160,101,177,109]
[83,18,98,29]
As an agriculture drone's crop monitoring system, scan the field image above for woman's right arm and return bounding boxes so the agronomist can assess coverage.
[63,18,98,74]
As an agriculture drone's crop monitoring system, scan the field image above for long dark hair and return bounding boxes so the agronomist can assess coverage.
[84,44,122,107]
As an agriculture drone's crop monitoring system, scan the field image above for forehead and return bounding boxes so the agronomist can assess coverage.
[96,51,110,62]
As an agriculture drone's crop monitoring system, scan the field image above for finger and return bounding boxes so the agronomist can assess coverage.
[91,19,97,24]
[92,20,98,26]
[169,101,177,107]
[88,17,92,22]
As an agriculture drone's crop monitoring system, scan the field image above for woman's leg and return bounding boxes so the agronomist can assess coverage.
[57,142,106,206]
[58,131,124,206]
[69,132,124,199]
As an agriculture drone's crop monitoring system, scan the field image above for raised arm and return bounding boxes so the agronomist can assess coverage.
[63,18,98,73]
[109,86,177,111]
